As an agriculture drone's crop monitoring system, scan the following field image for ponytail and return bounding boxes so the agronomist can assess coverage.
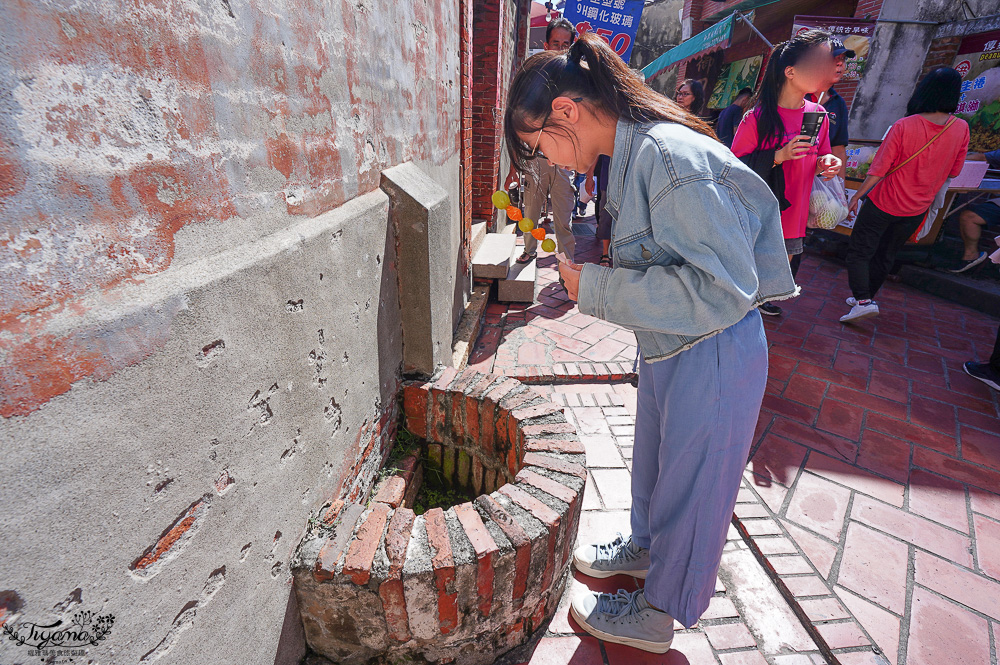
[504,32,716,172]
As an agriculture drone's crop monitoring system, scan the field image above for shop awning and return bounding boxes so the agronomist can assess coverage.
[641,12,736,80]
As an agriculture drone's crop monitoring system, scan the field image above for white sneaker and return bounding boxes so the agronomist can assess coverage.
[571,588,674,653]
[840,301,879,323]
[846,297,857,307]
[573,532,650,579]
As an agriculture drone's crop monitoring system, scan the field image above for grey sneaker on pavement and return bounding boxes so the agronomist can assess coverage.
[840,301,879,323]
[846,296,857,307]
[570,587,674,653]
[573,532,650,579]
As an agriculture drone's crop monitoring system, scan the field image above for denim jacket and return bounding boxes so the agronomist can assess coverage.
[578,118,798,363]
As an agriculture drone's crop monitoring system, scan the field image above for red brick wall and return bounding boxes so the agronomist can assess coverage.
[471,0,528,226]
[920,36,963,78]
[854,0,883,20]
[472,0,506,223]
[461,0,474,266]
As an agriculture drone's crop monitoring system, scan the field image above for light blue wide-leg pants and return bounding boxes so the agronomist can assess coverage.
[630,308,768,628]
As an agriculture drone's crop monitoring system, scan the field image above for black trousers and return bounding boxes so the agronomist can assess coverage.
[991,325,1000,373]
[845,199,925,301]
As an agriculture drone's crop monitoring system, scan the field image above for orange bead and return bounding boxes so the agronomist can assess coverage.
[506,206,522,222]
[531,228,546,240]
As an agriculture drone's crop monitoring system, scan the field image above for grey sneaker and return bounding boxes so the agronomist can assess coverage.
[840,301,879,323]
[570,587,674,653]
[573,532,650,579]
[965,362,1000,392]
[846,296,857,307]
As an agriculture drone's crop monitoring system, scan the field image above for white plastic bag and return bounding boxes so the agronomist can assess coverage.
[807,176,849,230]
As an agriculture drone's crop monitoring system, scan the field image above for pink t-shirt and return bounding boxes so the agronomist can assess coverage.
[732,100,832,240]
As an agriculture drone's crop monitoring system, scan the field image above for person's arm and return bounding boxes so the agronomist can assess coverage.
[985,148,1000,169]
[815,113,841,179]
[730,111,758,158]
[832,145,848,179]
[830,99,850,177]
[576,179,763,337]
[949,124,971,178]
[847,173,883,213]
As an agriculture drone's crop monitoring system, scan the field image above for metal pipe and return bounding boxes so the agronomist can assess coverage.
[874,18,942,25]
[734,10,773,48]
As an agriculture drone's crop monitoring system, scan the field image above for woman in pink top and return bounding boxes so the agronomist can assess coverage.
[840,68,969,323]
[732,30,841,316]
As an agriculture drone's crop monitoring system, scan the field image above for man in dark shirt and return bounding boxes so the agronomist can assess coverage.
[807,37,854,177]
[715,88,752,148]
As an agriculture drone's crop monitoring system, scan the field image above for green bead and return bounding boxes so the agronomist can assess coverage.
[518,217,535,233]
[541,238,556,252]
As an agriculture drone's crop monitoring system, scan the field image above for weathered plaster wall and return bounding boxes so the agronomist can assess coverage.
[0,0,464,416]
[0,0,465,662]
[850,0,999,139]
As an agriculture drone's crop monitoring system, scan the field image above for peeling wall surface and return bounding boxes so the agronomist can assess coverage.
[0,0,464,662]
[850,0,999,140]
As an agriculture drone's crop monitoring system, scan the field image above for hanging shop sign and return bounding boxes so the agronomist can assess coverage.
[791,16,875,81]
[563,0,645,63]
[952,29,1000,153]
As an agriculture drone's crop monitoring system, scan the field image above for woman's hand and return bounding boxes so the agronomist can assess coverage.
[558,261,584,301]
[817,154,842,180]
[775,135,812,165]
[847,192,862,214]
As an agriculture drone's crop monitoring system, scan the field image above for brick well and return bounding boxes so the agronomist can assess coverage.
[292,369,586,665]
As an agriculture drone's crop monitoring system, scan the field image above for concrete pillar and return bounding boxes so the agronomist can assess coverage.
[381,163,457,377]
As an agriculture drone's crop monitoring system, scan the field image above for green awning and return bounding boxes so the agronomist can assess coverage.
[641,12,735,80]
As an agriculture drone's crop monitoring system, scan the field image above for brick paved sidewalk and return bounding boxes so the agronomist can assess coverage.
[744,252,1000,665]
[472,225,1000,665]
[468,221,639,384]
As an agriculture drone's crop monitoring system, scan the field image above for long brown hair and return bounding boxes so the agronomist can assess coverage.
[504,32,717,172]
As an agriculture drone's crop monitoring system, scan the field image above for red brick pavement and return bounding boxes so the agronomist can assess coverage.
[467,226,638,383]
[472,225,1000,665]
[746,252,1000,665]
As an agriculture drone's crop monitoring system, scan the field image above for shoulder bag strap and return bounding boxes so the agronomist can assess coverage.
[883,116,956,178]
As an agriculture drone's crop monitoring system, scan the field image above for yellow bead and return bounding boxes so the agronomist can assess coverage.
[518,218,535,233]
[541,238,556,252]
[491,191,511,210]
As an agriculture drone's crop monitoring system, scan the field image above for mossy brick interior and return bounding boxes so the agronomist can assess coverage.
[291,368,586,665]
